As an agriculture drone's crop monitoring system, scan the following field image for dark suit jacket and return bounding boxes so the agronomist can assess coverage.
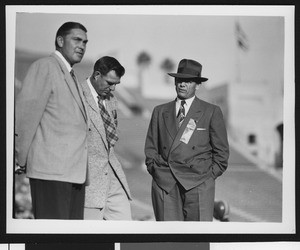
[145,97,229,193]
[15,52,89,184]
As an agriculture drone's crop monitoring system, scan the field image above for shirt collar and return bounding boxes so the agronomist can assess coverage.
[55,50,72,72]
[87,77,99,104]
[176,95,195,107]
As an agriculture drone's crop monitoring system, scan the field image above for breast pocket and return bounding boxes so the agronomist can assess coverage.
[193,127,210,145]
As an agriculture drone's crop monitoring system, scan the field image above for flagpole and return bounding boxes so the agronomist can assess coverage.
[236,29,241,84]
[235,19,241,84]
[235,19,249,84]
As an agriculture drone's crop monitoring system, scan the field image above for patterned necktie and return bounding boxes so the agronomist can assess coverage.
[97,96,118,148]
[177,100,186,127]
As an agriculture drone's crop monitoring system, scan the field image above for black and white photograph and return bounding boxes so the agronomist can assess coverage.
[6,5,295,234]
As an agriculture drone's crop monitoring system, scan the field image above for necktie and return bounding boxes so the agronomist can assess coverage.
[70,69,80,93]
[70,69,77,85]
[177,100,186,127]
[97,96,118,148]
[70,69,86,116]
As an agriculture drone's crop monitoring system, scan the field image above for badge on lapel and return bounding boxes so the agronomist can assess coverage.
[180,118,197,144]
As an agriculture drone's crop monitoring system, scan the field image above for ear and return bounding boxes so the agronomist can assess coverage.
[195,84,201,90]
[93,71,101,80]
[56,36,64,48]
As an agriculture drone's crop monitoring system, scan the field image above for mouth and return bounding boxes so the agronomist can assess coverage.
[76,51,84,57]
[178,89,186,93]
[102,90,111,96]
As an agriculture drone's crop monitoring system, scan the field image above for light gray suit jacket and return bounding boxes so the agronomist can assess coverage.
[81,80,132,208]
[15,53,89,184]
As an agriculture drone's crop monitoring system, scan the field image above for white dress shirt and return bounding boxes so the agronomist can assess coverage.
[55,50,72,73]
[87,77,106,108]
[176,95,195,116]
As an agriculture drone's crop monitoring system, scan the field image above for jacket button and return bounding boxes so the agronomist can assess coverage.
[192,146,195,150]
[163,146,167,150]
[190,165,193,168]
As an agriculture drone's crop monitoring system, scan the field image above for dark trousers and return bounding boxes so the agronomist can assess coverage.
[30,178,85,219]
[151,177,215,221]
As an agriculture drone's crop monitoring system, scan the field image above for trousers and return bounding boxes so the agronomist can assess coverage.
[30,178,85,219]
[151,177,215,221]
[83,166,131,220]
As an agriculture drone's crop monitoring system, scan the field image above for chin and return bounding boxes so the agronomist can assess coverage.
[74,56,83,63]
[177,94,186,99]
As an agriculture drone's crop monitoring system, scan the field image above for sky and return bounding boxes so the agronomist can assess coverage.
[10,5,290,94]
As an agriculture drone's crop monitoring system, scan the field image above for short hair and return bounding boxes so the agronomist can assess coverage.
[55,22,87,48]
[93,56,125,78]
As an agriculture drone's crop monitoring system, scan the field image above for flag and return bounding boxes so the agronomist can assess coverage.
[235,21,249,51]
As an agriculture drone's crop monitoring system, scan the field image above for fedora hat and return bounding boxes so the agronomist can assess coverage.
[168,59,208,82]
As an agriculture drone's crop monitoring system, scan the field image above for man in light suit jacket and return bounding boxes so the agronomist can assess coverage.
[144,59,229,221]
[15,22,89,219]
[81,56,132,220]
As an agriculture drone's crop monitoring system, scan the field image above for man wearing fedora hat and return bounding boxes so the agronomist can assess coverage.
[144,59,229,221]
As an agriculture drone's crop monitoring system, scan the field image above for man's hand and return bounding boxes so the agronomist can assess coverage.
[15,163,26,175]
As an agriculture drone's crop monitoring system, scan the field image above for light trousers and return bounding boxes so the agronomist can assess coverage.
[84,166,131,220]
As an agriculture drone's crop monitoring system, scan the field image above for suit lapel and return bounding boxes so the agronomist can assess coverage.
[162,101,177,140]
[51,53,87,121]
[81,80,109,151]
[170,97,204,152]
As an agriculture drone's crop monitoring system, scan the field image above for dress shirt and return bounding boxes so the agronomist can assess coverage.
[176,95,195,117]
[55,50,72,72]
[87,77,106,108]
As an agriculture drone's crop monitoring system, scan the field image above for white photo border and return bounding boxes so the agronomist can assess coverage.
[6,5,295,235]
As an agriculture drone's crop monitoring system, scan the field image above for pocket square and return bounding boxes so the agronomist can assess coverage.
[197,128,206,131]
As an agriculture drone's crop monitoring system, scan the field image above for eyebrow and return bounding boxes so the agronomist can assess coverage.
[106,80,120,85]
[73,36,88,43]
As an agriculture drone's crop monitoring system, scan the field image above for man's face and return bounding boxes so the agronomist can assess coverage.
[58,28,88,66]
[175,78,200,99]
[94,70,121,98]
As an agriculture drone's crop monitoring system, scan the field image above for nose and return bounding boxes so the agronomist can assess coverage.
[110,84,116,91]
[79,41,86,51]
[179,82,187,87]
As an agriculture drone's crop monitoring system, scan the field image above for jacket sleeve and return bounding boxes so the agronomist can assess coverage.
[15,60,53,167]
[144,107,160,175]
[210,106,230,179]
